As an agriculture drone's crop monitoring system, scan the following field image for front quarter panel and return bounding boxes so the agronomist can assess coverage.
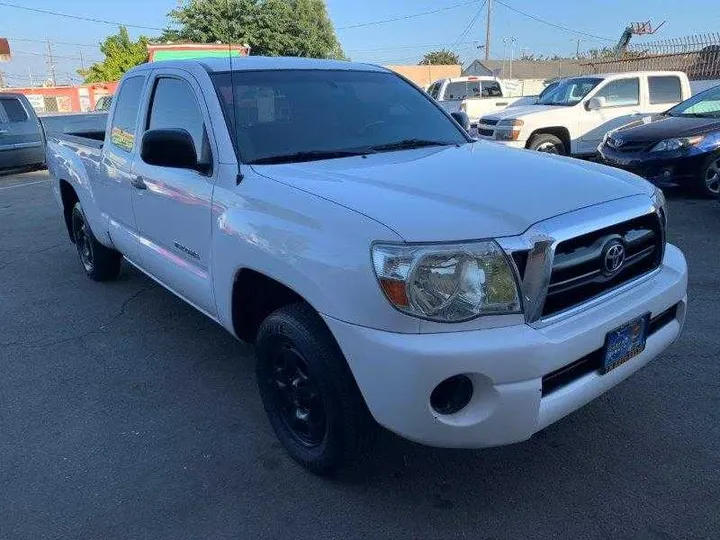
[211,166,423,335]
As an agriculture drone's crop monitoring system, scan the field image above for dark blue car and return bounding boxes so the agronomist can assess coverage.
[598,84,720,198]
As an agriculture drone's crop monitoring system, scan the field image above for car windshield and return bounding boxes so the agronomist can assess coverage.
[537,77,602,106]
[667,84,720,117]
[211,69,469,164]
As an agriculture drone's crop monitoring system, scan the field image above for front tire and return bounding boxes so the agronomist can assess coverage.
[527,133,567,155]
[71,202,122,281]
[255,303,375,475]
[698,152,720,198]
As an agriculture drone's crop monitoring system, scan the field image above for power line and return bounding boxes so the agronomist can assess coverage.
[338,0,478,30]
[450,0,487,52]
[493,0,614,42]
[3,36,99,48]
[0,1,164,31]
[347,40,477,53]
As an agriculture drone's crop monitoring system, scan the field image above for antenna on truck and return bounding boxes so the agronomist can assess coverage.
[225,0,244,184]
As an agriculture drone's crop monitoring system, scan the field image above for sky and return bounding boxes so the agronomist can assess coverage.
[1,0,719,87]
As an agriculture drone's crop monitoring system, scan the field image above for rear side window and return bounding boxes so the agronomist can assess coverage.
[109,76,145,152]
[444,81,482,100]
[594,78,640,107]
[0,98,29,122]
[147,77,206,158]
[648,76,682,104]
[482,81,502,97]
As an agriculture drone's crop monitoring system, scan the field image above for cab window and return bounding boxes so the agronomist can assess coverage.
[594,78,640,107]
[109,76,145,152]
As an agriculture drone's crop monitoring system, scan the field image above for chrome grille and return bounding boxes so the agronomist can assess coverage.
[542,213,663,318]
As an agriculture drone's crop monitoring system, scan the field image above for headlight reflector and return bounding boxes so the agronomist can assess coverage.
[495,119,524,141]
[372,242,522,322]
[650,135,704,152]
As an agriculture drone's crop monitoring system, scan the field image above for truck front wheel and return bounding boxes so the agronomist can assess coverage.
[527,133,567,155]
[255,303,375,475]
[71,202,122,281]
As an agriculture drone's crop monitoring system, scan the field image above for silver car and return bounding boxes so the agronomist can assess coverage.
[0,93,45,172]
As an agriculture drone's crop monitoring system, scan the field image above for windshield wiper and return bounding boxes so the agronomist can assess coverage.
[249,148,375,165]
[370,139,456,152]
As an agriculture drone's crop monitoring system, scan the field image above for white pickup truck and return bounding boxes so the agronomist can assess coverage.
[477,71,693,156]
[428,76,523,129]
[47,58,687,475]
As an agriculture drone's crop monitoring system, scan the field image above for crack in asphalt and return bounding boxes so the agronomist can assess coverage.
[0,287,150,349]
[0,243,65,271]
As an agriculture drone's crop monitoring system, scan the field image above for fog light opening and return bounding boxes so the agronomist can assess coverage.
[430,375,474,415]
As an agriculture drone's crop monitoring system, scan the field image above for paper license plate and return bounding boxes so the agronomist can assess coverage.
[603,314,650,374]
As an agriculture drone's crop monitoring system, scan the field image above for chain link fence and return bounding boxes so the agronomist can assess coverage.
[580,33,720,81]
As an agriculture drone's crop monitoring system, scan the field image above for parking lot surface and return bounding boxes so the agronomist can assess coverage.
[1,171,718,540]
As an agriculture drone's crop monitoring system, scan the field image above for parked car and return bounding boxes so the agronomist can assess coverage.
[476,71,693,156]
[0,93,45,173]
[47,57,687,474]
[427,76,524,132]
[598,83,720,197]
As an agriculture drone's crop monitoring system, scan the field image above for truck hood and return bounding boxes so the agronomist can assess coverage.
[252,142,652,242]
[482,104,569,121]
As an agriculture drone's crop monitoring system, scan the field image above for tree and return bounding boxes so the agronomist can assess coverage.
[419,49,460,65]
[162,0,346,59]
[78,26,149,83]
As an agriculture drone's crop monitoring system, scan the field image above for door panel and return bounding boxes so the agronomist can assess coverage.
[576,78,641,154]
[0,97,43,169]
[130,72,216,316]
[93,75,148,261]
[130,165,215,314]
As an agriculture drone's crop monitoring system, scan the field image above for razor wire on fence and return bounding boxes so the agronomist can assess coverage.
[579,33,720,80]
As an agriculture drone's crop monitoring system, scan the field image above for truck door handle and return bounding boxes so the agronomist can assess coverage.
[0,129,9,135]
[130,175,147,190]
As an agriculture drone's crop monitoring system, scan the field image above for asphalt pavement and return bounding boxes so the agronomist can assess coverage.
[1,171,718,540]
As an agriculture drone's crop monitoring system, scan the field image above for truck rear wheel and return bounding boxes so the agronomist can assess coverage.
[527,133,566,155]
[71,202,122,281]
[255,303,376,475]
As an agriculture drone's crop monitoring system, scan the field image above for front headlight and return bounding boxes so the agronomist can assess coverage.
[650,135,704,152]
[495,119,524,141]
[652,186,668,230]
[371,241,522,322]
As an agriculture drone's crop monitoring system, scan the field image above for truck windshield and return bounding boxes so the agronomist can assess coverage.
[211,69,469,164]
[537,77,602,106]
[667,84,720,117]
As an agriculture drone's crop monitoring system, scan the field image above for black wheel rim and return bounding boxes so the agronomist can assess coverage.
[73,212,94,272]
[268,341,327,447]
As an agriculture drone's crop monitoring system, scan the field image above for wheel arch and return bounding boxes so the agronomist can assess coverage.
[59,179,80,242]
[526,127,571,154]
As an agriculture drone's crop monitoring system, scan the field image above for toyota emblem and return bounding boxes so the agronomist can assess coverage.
[603,241,626,274]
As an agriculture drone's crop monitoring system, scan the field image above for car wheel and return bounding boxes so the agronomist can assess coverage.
[255,303,376,475]
[527,133,567,155]
[698,152,720,198]
[71,202,122,281]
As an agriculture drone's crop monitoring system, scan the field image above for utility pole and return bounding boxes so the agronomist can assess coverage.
[0,70,5,88]
[79,49,85,72]
[484,0,492,60]
[28,67,35,87]
[46,38,57,86]
[571,38,582,58]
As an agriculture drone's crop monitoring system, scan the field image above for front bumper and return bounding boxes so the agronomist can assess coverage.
[597,144,708,187]
[324,244,687,448]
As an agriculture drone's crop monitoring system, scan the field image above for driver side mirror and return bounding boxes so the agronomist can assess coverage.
[141,128,198,170]
[586,96,606,111]
[450,111,471,132]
